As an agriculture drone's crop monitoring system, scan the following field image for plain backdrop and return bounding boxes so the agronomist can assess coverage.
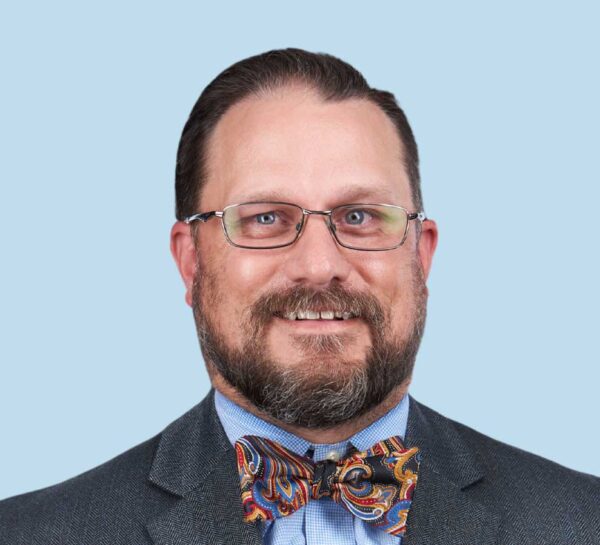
[1,1,598,501]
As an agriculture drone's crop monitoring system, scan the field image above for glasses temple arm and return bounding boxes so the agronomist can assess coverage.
[183,211,220,224]
[408,212,427,222]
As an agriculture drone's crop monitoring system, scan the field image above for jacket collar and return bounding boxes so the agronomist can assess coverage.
[147,389,230,497]
[401,396,501,545]
[404,395,486,489]
[146,390,500,545]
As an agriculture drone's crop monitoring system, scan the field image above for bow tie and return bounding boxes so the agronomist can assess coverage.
[235,435,421,537]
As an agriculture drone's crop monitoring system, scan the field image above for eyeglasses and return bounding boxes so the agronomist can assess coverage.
[183,201,426,251]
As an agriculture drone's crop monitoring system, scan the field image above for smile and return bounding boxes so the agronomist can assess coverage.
[279,310,359,321]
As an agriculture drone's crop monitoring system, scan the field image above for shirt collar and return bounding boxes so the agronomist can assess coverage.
[214,388,410,461]
[214,389,311,456]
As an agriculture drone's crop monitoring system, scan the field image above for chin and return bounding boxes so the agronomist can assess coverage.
[270,338,366,365]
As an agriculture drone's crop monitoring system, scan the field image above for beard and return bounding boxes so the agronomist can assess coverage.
[192,258,428,429]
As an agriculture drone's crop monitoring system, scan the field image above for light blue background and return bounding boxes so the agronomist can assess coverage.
[1,2,598,501]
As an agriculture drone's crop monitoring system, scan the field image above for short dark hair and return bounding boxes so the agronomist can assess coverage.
[175,48,423,221]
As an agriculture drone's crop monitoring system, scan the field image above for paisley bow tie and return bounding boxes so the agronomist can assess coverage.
[235,435,421,537]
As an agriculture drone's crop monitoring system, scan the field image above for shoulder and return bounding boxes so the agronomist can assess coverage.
[412,398,600,539]
[0,395,222,545]
[0,433,171,545]
[416,399,598,483]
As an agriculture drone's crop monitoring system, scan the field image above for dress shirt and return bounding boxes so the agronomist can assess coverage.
[214,389,410,545]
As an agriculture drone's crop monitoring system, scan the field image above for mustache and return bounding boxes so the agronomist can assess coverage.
[245,283,386,331]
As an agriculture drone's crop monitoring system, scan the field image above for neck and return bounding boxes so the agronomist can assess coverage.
[209,369,411,444]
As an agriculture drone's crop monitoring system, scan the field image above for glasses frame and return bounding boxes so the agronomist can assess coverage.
[183,201,427,251]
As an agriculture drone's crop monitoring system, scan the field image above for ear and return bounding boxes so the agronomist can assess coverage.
[170,221,197,307]
[417,218,438,282]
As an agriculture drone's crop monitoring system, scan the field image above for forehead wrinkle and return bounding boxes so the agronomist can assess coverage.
[227,184,406,208]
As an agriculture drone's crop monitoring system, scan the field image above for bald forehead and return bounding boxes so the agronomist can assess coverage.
[201,86,412,210]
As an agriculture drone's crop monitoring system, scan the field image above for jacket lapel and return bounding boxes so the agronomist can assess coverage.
[402,396,501,545]
[145,390,262,545]
[145,389,501,545]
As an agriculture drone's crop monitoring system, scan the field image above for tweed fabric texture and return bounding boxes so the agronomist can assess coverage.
[0,389,598,544]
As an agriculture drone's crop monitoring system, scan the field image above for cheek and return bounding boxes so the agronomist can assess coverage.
[200,229,275,297]
[354,251,409,308]
[354,250,419,339]
[217,251,279,318]
[220,250,277,293]
[212,253,280,348]
[389,263,423,334]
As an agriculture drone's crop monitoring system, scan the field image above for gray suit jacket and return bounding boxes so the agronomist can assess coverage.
[1,389,599,544]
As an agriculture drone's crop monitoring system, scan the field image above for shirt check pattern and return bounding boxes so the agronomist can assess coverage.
[214,390,410,545]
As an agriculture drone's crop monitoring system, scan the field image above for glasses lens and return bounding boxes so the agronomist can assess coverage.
[331,204,408,250]
[223,202,303,248]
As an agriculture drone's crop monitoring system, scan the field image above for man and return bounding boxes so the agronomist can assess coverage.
[0,48,598,544]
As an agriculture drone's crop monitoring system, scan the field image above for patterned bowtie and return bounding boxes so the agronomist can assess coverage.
[235,435,421,537]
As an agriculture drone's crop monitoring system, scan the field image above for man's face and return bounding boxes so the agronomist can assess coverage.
[175,86,436,428]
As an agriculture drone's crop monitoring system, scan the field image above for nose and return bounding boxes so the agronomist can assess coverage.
[281,213,352,288]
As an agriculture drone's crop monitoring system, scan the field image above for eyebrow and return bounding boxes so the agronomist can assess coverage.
[229,184,401,208]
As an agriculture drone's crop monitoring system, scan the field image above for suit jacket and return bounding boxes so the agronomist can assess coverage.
[1,389,599,544]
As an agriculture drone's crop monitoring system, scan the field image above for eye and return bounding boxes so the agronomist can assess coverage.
[344,209,369,225]
[255,212,277,225]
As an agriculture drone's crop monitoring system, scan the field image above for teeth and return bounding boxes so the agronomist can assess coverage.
[281,310,354,320]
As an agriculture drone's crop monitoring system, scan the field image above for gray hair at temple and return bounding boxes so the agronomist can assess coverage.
[174,47,423,220]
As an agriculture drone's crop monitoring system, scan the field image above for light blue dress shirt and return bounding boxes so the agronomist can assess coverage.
[214,389,410,545]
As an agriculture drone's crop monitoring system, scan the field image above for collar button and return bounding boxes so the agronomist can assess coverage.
[326,450,341,461]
